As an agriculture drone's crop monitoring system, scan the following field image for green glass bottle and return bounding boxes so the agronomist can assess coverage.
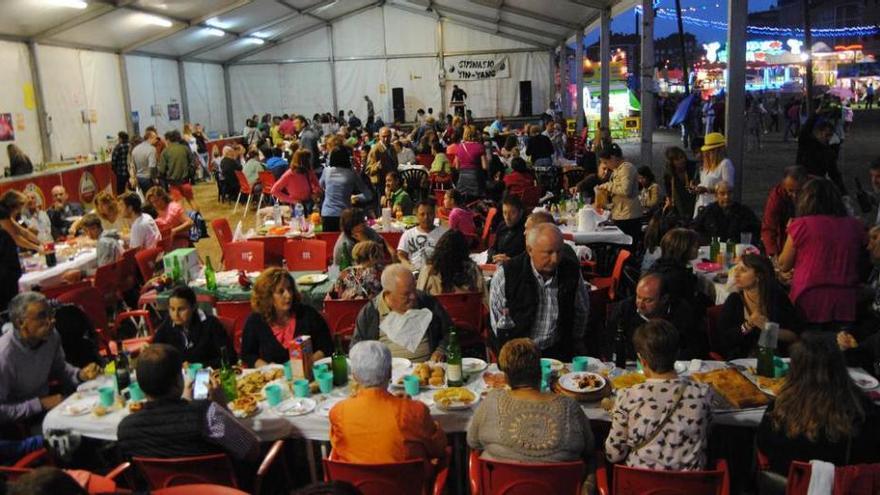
[339,243,352,271]
[331,334,348,386]
[172,256,182,284]
[219,346,237,400]
[204,256,217,292]
[446,328,463,387]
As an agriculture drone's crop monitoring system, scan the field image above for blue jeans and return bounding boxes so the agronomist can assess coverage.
[0,436,43,465]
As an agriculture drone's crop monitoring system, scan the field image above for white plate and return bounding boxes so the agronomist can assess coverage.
[275,398,317,416]
[849,368,880,391]
[60,399,96,417]
[433,388,480,411]
[318,398,344,417]
[315,356,351,369]
[297,273,329,285]
[229,403,261,419]
[462,358,488,374]
[392,357,413,373]
[392,362,446,390]
[558,372,606,394]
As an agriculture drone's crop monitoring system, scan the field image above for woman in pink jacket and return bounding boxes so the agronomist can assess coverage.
[270,149,322,209]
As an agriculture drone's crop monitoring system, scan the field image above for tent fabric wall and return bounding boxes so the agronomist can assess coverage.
[332,7,384,58]
[229,64,283,131]
[441,21,536,52]
[243,27,330,63]
[443,51,549,118]
[334,59,388,120]
[279,62,334,118]
[37,45,126,159]
[184,61,229,136]
[125,55,183,136]
[0,41,42,174]
[384,8,437,55]
[385,58,442,120]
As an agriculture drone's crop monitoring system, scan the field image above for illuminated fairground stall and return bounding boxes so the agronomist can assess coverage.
[566,50,642,137]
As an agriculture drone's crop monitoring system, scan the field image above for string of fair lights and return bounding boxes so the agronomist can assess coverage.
[633,5,880,38]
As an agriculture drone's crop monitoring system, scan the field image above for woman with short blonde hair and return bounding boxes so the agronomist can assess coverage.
[329,240,386,300]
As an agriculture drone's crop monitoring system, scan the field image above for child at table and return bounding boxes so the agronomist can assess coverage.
[443,189,477,248]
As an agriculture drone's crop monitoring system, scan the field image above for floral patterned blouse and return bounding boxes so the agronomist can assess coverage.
[329,264,385,300]
[605,377,714,471]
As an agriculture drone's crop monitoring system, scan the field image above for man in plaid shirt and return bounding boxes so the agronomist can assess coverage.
[110,131,131,194]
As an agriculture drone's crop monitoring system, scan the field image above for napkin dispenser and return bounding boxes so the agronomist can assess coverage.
[577,206,608,232]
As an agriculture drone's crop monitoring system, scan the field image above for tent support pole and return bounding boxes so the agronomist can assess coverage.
[328,24,338,116]
[639,0,654,171]
[726,0,747,201]
[118,54,134,136]
[575,29,584,133]
[26,42,52,163]
[438,20,446,116]
[223,64,235,135]
[178,60,190,124]
[559,42,569,118]
[600,6,611,132]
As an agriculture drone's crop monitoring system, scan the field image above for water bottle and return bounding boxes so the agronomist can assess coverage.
[496,308,516,346]
[273,202,282,226]
[293,202,305,230]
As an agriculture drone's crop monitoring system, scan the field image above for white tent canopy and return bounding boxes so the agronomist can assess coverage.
[0,0,636,172]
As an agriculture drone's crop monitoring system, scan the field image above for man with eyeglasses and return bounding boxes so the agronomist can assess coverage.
[45,186,84,240]
[0,292,100,424]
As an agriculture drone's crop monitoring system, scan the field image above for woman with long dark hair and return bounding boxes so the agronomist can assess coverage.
[716,254,801,358]
[757,332,880,475]
[662,146,698,219]
[152,285,233,367]
[271,149,322,209]
[417,230,486,302]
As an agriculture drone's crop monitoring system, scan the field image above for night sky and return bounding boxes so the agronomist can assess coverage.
[583,0,780,45]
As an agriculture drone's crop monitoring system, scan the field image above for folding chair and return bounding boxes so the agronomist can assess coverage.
[232,171,254,216]
[222,241,265,272]
[283,239,328,271]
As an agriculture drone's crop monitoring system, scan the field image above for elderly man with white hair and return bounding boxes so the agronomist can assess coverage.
[329,341,447,463]
[692,180,761,246]
[0,292,100,424]
[489,222,590,360]
[352,264,453,363]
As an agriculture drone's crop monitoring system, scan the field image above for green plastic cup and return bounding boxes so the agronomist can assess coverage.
[313,363,329,376]
[293,379,310,398]
[98,386,115,407]
[283,361,293,381]
[540,358,553,371]
[128,382,145,402]
[572,356,589,372]
[187,363,203,381]
[265,384,283,406]
[316,371,334,394]
[403,375,421,397]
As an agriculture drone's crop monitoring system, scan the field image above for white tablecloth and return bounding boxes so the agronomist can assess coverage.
[559,225,633,246]
[43,361,767,443]
[19,248,97,291]
[398,164,428,173]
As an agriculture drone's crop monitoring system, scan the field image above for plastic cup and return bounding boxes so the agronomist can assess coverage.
[265,384,283,406]
[187,363,203,381]
[317,372,334,394]
[773,357,789,378]
[293,379,310,398]
[98,386,115,407]
[128,382,145,402]
[403,375,421,397]
[572,356,589,372]
[313,363,329,376]
[540,358,553,372]
[283,361,293,381]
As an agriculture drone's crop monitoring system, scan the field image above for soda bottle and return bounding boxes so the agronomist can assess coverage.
[446,328,463,387]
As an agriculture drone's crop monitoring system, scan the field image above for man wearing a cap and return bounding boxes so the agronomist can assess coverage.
[596,143,643,246]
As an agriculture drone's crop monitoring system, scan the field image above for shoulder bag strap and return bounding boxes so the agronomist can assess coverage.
[632,383,687,453]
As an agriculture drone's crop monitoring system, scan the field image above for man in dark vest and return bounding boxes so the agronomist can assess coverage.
[116,344,259,461]
[489,223,590,360]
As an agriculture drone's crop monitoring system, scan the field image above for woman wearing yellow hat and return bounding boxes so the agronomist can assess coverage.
[692,132,734,218]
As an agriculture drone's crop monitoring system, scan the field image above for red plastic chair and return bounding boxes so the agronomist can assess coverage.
[119,248,139,293]
[222,241,265,272]
[134,247,164,283]
[597,457,730,495]
[284,239,328,271]
[57,286,112,355]
[469,450,585,495]
[152,485,249,495]
[92,260,121,309]
[40,280,93,299]
[216,301,252,355]
[785,461,880,495]
[232,171,254,216]
[705,305,726,361]
[379,231,403,252]
[133,439,286,492]
[433,189,447,207]
[158,226,173,253]
[322,298,369,341]
[255,171,277,212]
[587,249,631,301]
[479,207,498,252]
[315,231,341,265]
[212,218,234,253]
[514,186,542,210]
[434,292,485,348]
[323,455,448,495]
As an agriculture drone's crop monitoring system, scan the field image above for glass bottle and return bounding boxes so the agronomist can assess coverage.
[446,328,463,387]
[219,346,237,400]
[172,256,182,284]
[613,324,627,369]
[496,308,516,345]
[331,335,348,387]
[204,256,217,292]
[115,341,131,395]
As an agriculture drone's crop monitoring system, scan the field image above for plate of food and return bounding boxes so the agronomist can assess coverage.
[433,387,479,410]
[691,367,770,409]
[229,396,260,418]
[754,375,786,396]
[296,273,329,286]
[610,372,647,390]
[559,372,607,394]
[60,398,96,417]
[393,362,446,389]
[848,368,879,391]
[462,357,488,374]
[481,371,508,390]
[275,398,316,417]
[392,357,413,374]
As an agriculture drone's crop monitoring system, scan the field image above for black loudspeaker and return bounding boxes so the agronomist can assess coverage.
[392,87,405,121]
[519,80,532,116]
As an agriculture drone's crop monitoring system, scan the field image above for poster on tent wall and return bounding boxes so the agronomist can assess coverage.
[0,113,14,141]
[446,56,510,81]
[168,103,180,121]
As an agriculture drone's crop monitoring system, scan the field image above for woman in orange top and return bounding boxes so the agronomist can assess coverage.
[329,341,447,463]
